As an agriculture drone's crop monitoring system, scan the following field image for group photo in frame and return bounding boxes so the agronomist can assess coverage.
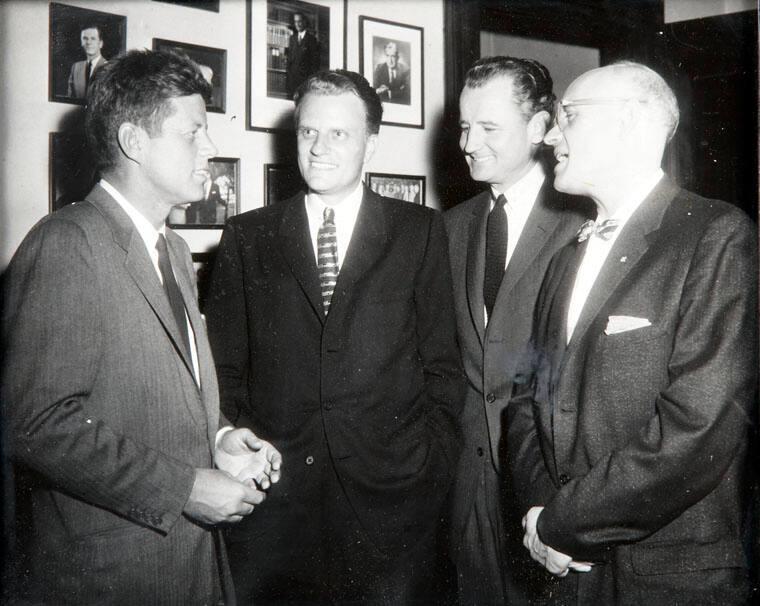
[366,172,425,205]
[247,0,345,132]
[264,163,306,205]
[152,0,220,12]
[168,157,240,229]
[49,3,126,105]
[153,39,227,113]
[359,16,424,128]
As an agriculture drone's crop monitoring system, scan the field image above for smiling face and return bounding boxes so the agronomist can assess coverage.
[296,91,377,206]
[81,28,103,59]
[543,70,624,199]
[459,76,541,191]
[141,94,218,211]
[293,14,306,32]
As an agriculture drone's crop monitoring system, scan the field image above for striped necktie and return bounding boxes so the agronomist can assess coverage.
[318,207,338,314]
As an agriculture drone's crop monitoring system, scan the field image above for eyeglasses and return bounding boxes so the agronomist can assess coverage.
[554,97,646,131]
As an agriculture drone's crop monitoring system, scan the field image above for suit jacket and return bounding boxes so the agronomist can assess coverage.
[67,55,106,99]
[373,62,410,104]
[205,187,464,554]
[286,31,320,97]
[444,181,589,547]
[1,185,231,604]
[507,177,757,603]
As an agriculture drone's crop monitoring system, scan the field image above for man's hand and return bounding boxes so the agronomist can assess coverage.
[183,468,265,525]
[522,506,593,577]
[215,428,282,489]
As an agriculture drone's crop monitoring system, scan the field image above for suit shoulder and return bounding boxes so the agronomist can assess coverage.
[444,191,488,223]
[227,197,295,231]
[666,190,754,239]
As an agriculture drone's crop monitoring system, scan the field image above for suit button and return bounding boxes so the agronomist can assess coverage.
[559,473,570,486]
[476,447,484,457]
[305,455,314,465]
[323,402,332,411]
[486,393,496,403]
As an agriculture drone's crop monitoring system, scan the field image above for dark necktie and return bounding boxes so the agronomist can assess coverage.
[85,61,92,89]
[155,234,192,360]
[483,194,508,320]
[390,68,396,82]
[318,207,338,315]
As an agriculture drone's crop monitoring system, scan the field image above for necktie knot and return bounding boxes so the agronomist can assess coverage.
[493,193,507,213]
[323,207,335,226]
[576,219,619,243]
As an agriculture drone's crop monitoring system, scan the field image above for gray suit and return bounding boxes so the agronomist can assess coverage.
[2,184,232,604]
[444,180,588,604]
[67,56,106,99]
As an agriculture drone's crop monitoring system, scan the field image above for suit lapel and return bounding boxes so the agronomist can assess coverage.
[565,177,678,354]
[465,192,490,347]
[327,187,389,319]
[277,194,325,323]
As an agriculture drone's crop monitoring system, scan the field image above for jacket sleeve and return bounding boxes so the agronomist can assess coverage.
[205,220,251,426]
[1,218,196,534]
[414,211,466,468]
[537,211,758,560]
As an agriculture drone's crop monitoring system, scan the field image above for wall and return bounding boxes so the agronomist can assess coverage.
[480,31,599,98]
[0,0,446,269]
[664,0,755,23]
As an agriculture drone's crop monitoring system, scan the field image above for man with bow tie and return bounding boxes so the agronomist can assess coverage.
[508,61,757,604]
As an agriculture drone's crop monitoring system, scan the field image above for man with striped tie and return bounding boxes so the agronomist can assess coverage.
[205,69,464,604]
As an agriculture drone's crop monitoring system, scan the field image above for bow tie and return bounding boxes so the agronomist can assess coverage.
[576,219,619,242]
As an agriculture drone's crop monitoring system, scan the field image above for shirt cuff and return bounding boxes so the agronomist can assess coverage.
[215,425,234,449]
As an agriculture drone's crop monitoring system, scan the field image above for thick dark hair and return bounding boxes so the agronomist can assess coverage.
[464,56,556,123]
[293,69,383,135]
[80,24,103,39]
[85,49,211,172]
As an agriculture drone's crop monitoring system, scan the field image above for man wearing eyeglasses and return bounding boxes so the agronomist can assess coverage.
[508,61,756,603]
[444,56,590,605]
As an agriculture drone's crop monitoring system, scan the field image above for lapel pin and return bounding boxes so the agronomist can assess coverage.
[620,256,627,263]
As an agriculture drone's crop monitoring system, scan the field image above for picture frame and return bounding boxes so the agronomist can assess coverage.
[50,132,98,212]
[49,3,126,105]
[359,17,424,129]
[366,172,425,205]
[167,157,240,229]
[247,0,345,132]
[153,39,227,113]
[152,0,220,12]
[264,163,306,205]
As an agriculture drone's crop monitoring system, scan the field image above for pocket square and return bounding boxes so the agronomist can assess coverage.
[605,315,651,335]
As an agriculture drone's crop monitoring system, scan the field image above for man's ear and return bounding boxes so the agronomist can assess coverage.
[363,133,378,165]
[117,122,147,165]
[527,110,550,145]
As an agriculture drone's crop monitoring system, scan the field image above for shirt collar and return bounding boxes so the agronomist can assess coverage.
[305,181,364,225]
[100,179,165,251]
[598,168,665,225]
[490,161,546,211]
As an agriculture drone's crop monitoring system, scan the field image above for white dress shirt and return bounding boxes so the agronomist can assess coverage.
[484,161,546,323]
[305,182,364,271]
[100,179,201,385]
[566,169,664,343]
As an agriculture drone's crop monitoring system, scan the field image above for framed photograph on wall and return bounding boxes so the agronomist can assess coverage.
[247,0,345,132]
[153,39,227,113]
[152,0,220,11]
[264,163,306,205]
[49,3,126,105]
[50,132,98,212]
[366,172,425,205]
[168,157,239,228]
[359,17,424,129]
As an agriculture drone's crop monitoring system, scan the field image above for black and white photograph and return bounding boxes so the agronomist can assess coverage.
[366,172,425,205]
[168,157,239,228]
[2,1,759,604]
[153,39,227,113]
[247,0,344,131]
[359,16,424,128]
[49,2,126,104]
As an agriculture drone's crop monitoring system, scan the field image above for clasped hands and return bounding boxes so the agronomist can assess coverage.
[522,506,593,577]
[184,428,282,526]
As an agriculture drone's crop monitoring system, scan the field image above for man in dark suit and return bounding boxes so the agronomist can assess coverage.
[2,50,281,604]
[205,69,464,604]
[509,61,757,604]
[373,42,410,104]
[285,12,320,99]
[67,24,107,99]
[444,56,589,605]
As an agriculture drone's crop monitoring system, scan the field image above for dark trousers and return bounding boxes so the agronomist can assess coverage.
[226,452,443,605]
